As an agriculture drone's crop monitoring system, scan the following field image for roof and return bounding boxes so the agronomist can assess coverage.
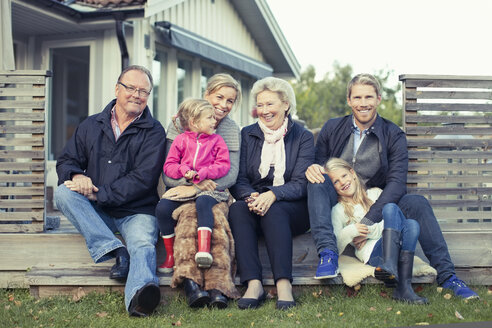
[11,0,299,78]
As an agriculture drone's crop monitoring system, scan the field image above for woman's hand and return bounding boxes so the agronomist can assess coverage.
[248,191,276,216]
[352,235,368,250]
[195,179,217,191]
[162,185,197,200]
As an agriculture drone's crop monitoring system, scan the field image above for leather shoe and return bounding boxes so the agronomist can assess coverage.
[208,289,228,309]
[183,278,210,308]
[276,300,296,310]
[237,291,266,310]
[128,282,161,317]
[109,254,130,282]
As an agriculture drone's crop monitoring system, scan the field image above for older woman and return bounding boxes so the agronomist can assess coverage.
[156,73,242,309]
[229,77,314,310]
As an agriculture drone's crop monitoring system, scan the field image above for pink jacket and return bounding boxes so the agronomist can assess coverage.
[164,131,230,183]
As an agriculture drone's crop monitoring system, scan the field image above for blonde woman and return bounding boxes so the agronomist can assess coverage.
[325,158,427,304]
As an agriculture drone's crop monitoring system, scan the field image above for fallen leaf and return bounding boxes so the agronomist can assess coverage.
[443,293,452,300]
[4,305,10,310]
[316,313,322,318]
[415,322,429,326]
[369,307,376,311]
[339,312,344,316]
[267,289,276,299]
[296,321,300,324]
[475,309,480,313]
[96,312,108,318]
[312,292,320,298]
[8,294,14,302]
[227,313,232,317]
[455,310,464,320]
[250,322,255,327]
[14,300,22,306]
[354,284,361,291]
[380,290,389,298]
[172,320,182,326]
[386,307,392,311]
[396,311,401,315]
[487,289,492,295]
[436,287,443,293]
[415,285,424,293]
[427,313,433,318]
[287,313,294,317]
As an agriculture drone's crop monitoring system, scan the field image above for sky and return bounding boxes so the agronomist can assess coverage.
[265,0,492,85]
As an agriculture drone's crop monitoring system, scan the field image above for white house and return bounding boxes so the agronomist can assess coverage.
[5,0,300,192]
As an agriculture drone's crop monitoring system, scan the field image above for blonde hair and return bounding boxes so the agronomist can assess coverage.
[173,98,214,132]
[204,73,242,110]
[324,158,374,224]
[346,73,381,99]
[251,76,296,115]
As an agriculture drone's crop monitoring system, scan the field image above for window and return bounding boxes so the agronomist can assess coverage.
[49,46,89,160]
[177,58,192,106]
[200,66,214,96]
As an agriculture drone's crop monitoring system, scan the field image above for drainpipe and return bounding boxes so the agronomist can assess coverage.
[115,15,129,70]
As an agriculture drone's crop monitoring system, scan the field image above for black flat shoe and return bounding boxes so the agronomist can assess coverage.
[183,278,210,308]
[276,300,296,310]
[128,282,161,317]
[109,255,130,282]
[208,289,228,309]
[237,291,266,310]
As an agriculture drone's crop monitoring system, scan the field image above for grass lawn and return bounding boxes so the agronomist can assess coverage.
[1,285,491,327]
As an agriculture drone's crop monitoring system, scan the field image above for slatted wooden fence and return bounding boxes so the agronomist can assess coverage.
[0,70,51,233]
[401,74,492,225]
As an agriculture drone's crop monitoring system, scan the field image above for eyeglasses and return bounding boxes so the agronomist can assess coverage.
[118,82,151,98]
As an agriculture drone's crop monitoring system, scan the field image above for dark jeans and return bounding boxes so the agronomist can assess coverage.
[229,199,310,285]
[398,194,455,284]
[367,203,420,267]
[156,195,217,236]
[308,177,455,284]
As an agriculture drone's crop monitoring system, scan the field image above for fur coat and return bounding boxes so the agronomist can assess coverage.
[170,201,240,299]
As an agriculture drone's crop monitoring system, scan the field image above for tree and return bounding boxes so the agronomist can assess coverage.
[291,64,402,129]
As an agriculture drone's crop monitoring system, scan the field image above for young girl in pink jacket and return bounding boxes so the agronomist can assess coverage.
[157,98,230,272]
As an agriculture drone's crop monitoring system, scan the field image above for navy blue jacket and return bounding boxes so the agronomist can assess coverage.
[315,114,408,223]
[230,117,315,201]
[56,99,167,218]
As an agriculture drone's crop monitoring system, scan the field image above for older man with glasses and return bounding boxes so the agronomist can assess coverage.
[55,65,167,317]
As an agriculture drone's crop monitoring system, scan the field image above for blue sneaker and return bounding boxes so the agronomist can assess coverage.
[314,249,339,279]
[441,275,479,300]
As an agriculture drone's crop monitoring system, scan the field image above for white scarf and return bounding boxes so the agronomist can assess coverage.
[258,117,289,186]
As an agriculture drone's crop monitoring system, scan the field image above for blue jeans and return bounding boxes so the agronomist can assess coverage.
[307,177,339,254]
[367,203,420,267]
[55,185,159,311]
[398,194,455,284]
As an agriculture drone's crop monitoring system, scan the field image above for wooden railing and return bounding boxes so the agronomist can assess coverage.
[0,70,52,233]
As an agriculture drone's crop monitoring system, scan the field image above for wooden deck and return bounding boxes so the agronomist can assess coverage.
[0,214,491,298]
[1,72,491,299]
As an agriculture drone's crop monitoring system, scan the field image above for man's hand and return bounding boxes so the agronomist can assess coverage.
[305,164,326,184]
[64,174,99,198]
